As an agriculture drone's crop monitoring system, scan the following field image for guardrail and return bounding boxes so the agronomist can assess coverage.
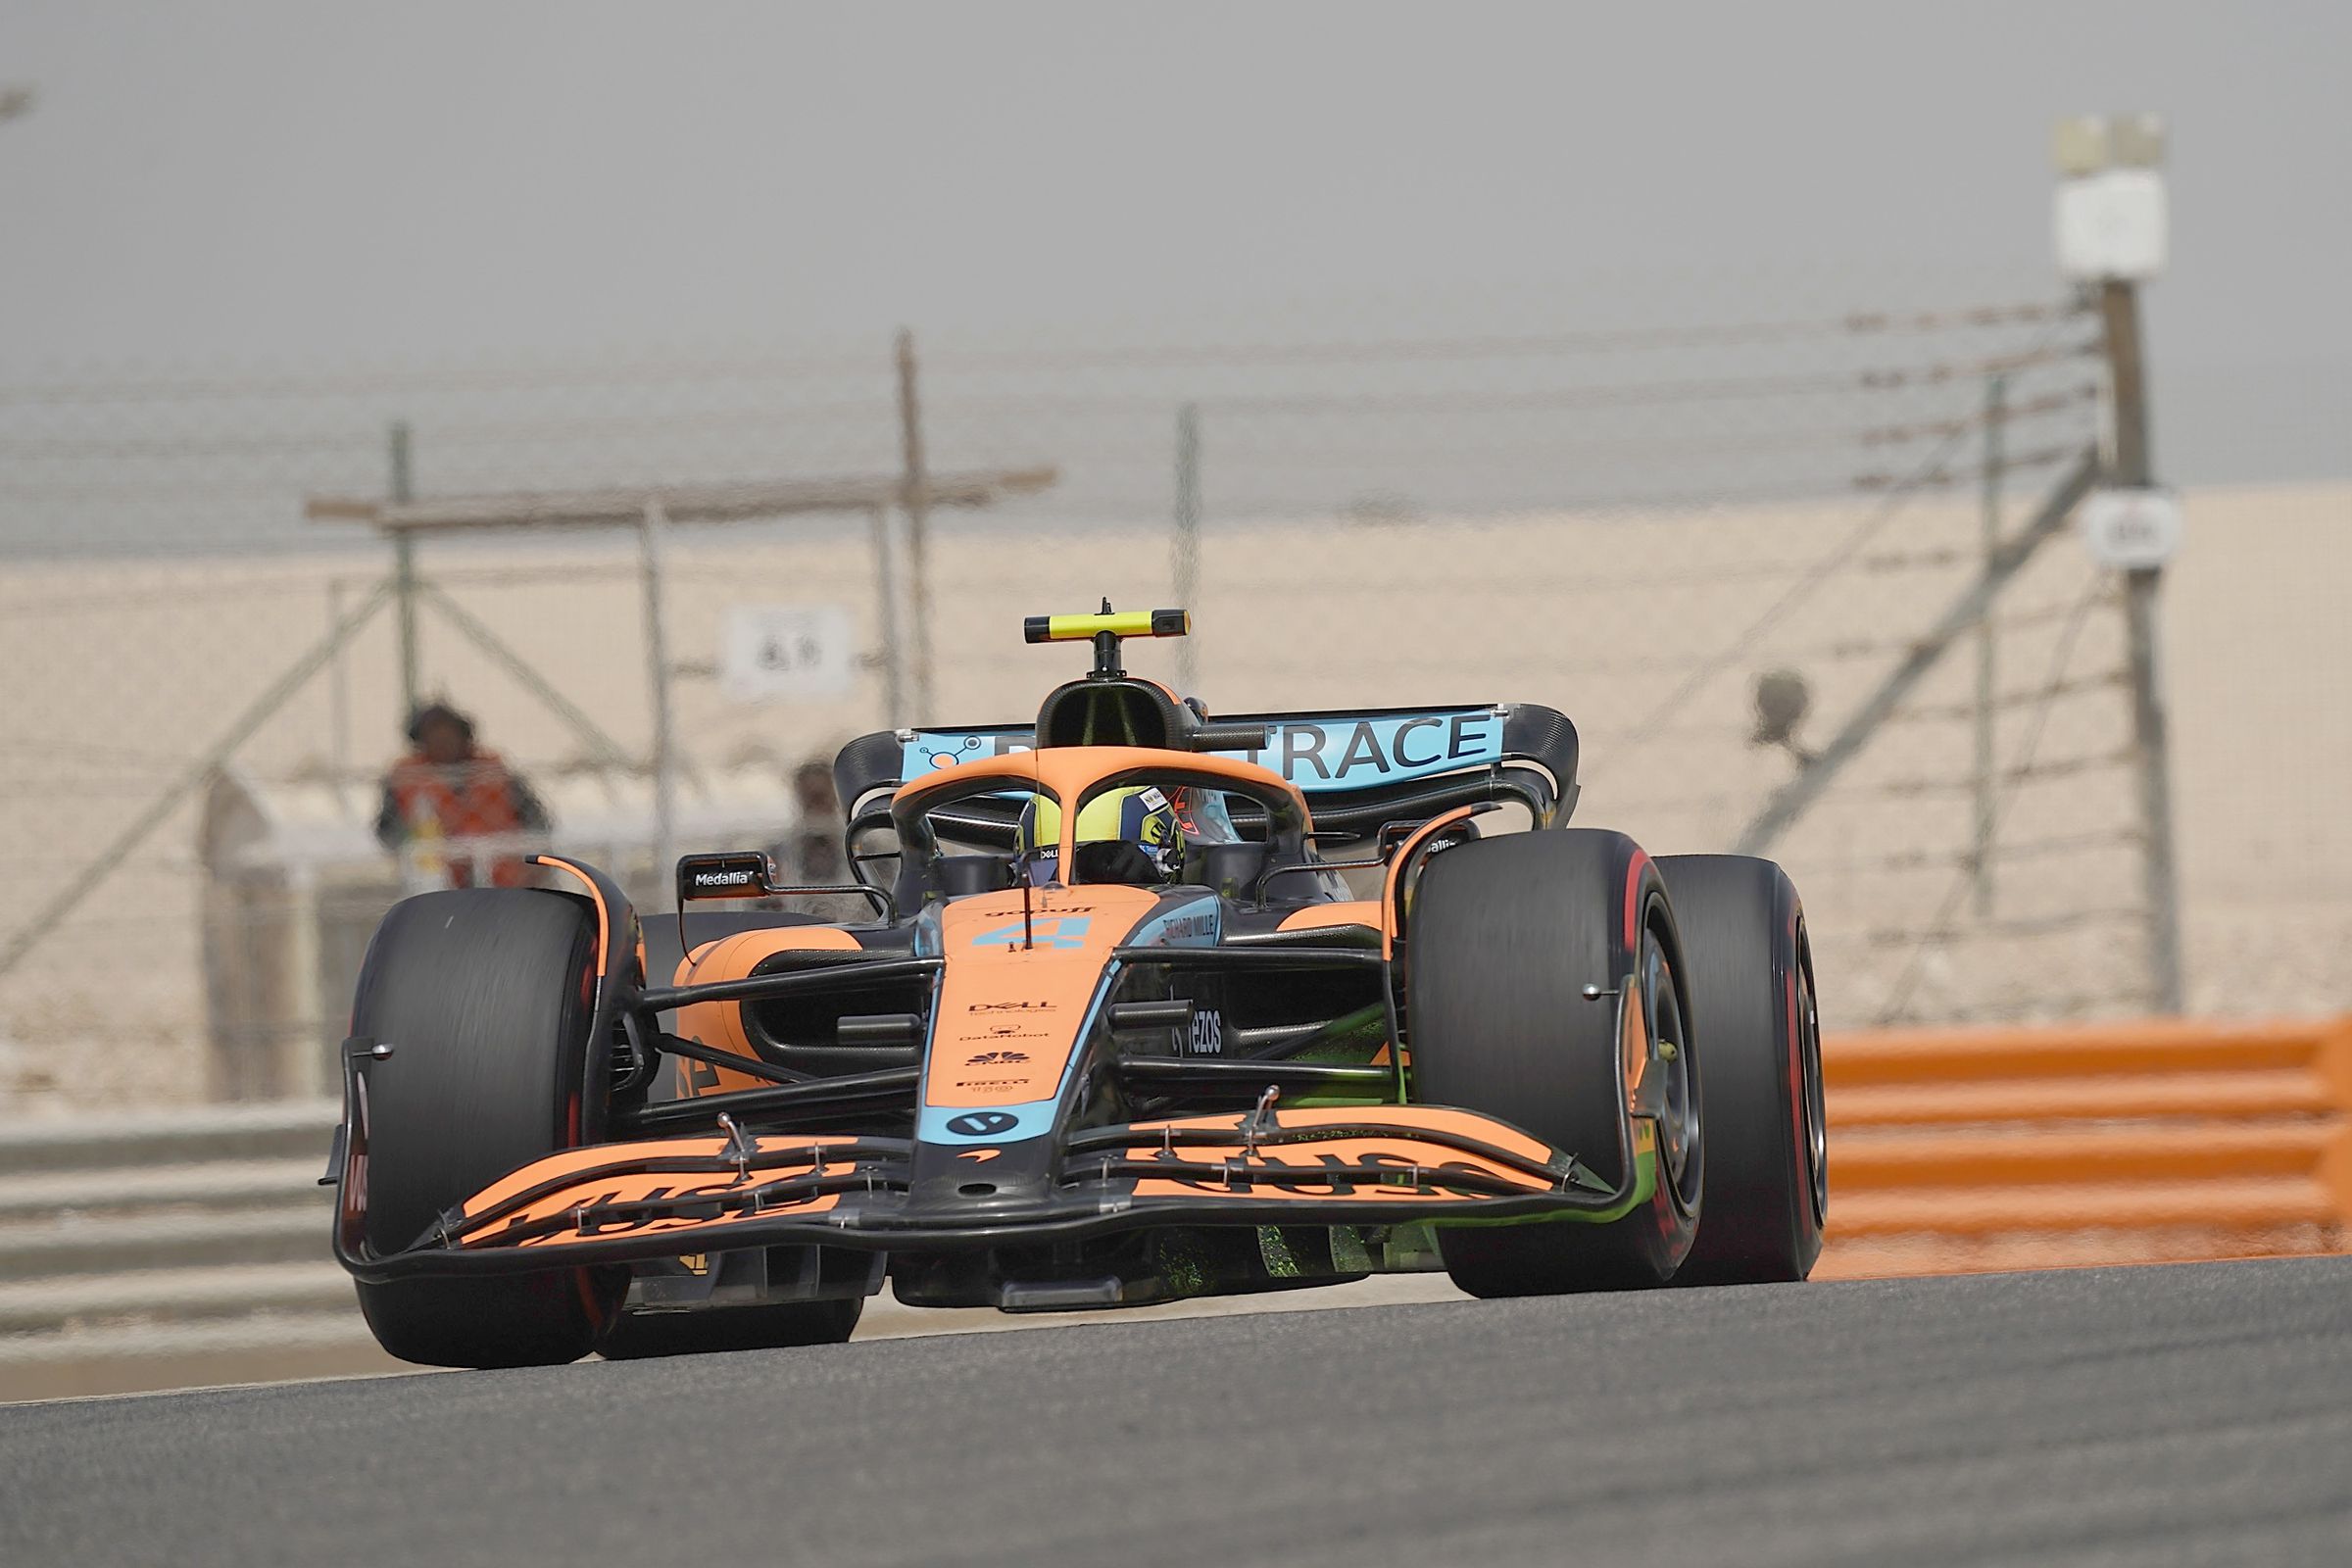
[1815,1017,2352,1279]
[0,1100,390,1400]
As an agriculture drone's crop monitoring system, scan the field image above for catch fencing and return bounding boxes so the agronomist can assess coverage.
[0,283,2278,1109]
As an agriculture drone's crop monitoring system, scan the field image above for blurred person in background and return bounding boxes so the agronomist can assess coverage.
[374,702,551,891]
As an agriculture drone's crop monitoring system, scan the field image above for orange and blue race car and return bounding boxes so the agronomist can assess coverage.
[327,608,1827,1366]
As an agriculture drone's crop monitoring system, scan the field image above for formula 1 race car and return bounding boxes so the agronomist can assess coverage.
[328,608,1826,1367]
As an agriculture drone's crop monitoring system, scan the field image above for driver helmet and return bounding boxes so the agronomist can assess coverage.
[1014,786,1181,885]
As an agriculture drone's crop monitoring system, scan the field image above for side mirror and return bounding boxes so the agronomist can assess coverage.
[676,849,898,922]
[675,851,777,905]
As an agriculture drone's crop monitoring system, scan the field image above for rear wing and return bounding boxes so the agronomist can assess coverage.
[835,703,1578,848]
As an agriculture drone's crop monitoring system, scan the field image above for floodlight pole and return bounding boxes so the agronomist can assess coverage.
[640,499,679,888]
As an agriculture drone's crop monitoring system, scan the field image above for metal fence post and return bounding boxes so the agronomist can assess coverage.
[2099,279,2187,1012]
[868,502,906,727]
[896,330,935,723]
[640,499,677,889]
[1972,374,2005,917]
[389,420,419,716]
[1173,403,1201,695]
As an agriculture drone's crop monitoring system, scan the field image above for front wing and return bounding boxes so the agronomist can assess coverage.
[333,1103,1656,1281]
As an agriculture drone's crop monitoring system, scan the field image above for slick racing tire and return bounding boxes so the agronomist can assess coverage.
[1408,830,1701,1296]
[351,888,625,1369]
[1655,856,1826,1285]
[598,1296,862,1359]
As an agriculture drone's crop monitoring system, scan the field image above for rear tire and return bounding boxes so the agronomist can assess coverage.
[1655,856,1825,1285]
[598,1297,862,1359]
[1407,830,1701,1296]
[351,888,625,1368]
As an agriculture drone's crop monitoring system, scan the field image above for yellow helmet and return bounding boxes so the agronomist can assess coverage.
[1014,786,1180,885]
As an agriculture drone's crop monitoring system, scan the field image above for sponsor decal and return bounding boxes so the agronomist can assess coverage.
[1237,711,1504,792]
[901,730,1034,777]
[678,852,774,899]
[972,1025,1049,1042]
[968,1000,1055,1013]
[1188,1008,1224,1056]
[961,1050,1033,1067]
[900,711,1504,795]
[956,1149,1002,1163]
[969,914,1093,951]
[954,1077,1029,1095]
[945,1110,1020,1138]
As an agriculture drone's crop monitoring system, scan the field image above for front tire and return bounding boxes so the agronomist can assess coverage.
[351,888,626,1368]
[1407,830,1701,1296]
[1656,856,1825,1284]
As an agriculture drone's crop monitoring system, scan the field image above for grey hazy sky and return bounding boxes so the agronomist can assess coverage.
[2,1,2345,483]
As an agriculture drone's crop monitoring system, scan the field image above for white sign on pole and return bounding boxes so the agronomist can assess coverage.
[719,605,856,701]
[2080,488,2183,570]
[2054,168,2168,281]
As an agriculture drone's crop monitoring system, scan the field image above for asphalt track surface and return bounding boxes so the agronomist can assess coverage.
[3,1256,2348,1567]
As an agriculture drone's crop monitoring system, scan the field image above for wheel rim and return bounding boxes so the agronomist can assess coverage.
[1643,933,1698,1201]
[1796,947,1828,1225]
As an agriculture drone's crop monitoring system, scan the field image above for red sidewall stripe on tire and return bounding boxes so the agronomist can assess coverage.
[1623,848,1651,953]
[1781,903,1812,1225]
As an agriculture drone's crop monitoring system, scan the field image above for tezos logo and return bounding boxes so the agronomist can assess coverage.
[1188,1008,1224,1056]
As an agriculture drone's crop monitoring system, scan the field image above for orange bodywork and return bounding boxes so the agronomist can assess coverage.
[1124,1105,1561,1200]
[926,885,1160,1108]
[894,744,1311,867]
[456,1133,862,1249]
[1378,805,1484,958]
[659,747,1339,1109]
[673,926,864,1096]
[1277,901,1383,935]
[532,854,614,972]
